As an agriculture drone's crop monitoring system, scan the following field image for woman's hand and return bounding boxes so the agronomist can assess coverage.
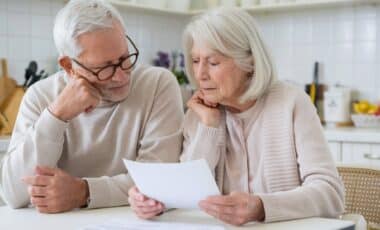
[187,90,221,128]
[128,186,165,219]
[199,192,265,226]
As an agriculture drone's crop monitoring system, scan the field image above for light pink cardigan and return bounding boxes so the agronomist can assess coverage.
[181,81,345,222]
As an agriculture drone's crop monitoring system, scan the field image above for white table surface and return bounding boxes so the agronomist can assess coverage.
[0,206,354,230]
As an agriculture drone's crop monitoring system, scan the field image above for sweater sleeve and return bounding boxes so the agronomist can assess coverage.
[84,70,184,209]
[0,87,67,208]
[258,90,345,222]
[180,109,225,176]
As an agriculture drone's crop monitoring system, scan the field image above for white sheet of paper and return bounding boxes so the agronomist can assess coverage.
[123,159,220,209]
[81,219,225,230]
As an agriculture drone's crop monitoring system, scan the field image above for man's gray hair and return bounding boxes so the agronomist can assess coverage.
[183,8,277,103]
[53,0,126,58]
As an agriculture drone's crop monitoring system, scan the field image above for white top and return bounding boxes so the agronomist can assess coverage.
[0,206,354,230]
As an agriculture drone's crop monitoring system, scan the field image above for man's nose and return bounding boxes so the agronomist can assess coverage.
[111,66,128,82]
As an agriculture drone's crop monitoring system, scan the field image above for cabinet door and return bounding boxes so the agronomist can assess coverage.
[328,141,342,162]
[367,144,380,167]
[341,143,380,168]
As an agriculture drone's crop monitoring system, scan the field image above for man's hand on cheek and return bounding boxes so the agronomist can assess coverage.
[48,74,101,121]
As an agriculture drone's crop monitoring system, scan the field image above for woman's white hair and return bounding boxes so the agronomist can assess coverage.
[183,8,277,102]
[53,0,126,58]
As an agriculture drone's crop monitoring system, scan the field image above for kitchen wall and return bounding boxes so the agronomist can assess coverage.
[255,4,380,102]
[0,0,187,84]
[0,0,379,103]
[0,0,61,84]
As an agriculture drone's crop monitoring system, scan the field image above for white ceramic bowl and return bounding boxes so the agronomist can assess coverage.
[351,114,380,128]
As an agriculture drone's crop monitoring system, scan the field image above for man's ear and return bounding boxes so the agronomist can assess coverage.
[59,56,74,77]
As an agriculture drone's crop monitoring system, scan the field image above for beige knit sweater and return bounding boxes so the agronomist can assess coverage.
[0,66,184,209]
[181,81,345,222]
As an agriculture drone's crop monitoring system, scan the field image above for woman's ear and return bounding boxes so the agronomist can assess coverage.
[58,56,74,77]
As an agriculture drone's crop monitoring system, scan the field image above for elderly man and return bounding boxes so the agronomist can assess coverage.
[0,0,184,213]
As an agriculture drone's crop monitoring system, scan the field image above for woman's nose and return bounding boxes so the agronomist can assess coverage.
[195,63,208,81]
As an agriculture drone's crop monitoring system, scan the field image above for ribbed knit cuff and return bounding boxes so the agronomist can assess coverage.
[83,177,111,209]
[256,192,288,223]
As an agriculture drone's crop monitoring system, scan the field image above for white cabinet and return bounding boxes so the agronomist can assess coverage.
[325,127,380,168]
[328,141,341,162]
[341,143,380,168]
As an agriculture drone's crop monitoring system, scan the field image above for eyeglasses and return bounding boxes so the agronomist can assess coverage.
[72,35,139,81]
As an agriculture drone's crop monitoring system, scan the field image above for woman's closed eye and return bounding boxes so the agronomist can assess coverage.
[209,61,220,66]
[192,59,200,64]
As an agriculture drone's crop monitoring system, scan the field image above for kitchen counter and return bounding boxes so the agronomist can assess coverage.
[324,126,380,144]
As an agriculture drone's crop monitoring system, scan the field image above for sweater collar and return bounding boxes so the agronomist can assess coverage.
[226,96,265,120]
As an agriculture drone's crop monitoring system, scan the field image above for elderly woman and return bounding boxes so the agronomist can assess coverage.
[128,8,345,225]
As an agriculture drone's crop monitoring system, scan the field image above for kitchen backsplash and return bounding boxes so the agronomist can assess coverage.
[0,0,187,84]
[0,0,379,103]
[255,4,380,103]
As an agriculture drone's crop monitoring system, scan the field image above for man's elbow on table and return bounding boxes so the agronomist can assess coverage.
[4,198,29,209]
[0,184,29,209]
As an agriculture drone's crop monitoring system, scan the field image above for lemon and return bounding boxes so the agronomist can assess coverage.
[367,104,378,114]
[358,102,369,113]
[368,108,377,114]
[353,103,362,114]
[369,104,378,110]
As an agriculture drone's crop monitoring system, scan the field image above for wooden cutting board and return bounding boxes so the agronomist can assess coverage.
[0,86,24,135]
[0,58,24,135]
[0,58,17,107]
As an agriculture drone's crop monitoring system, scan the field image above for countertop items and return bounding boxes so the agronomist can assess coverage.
[323,86,352,127]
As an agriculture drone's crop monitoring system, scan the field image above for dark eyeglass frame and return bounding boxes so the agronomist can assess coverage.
[72,35,139,81]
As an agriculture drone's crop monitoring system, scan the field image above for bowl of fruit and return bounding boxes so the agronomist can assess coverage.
[351,100,380,128]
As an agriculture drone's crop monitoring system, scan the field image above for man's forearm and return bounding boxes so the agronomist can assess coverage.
[1,109,67,208]
[84,174,133,209]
